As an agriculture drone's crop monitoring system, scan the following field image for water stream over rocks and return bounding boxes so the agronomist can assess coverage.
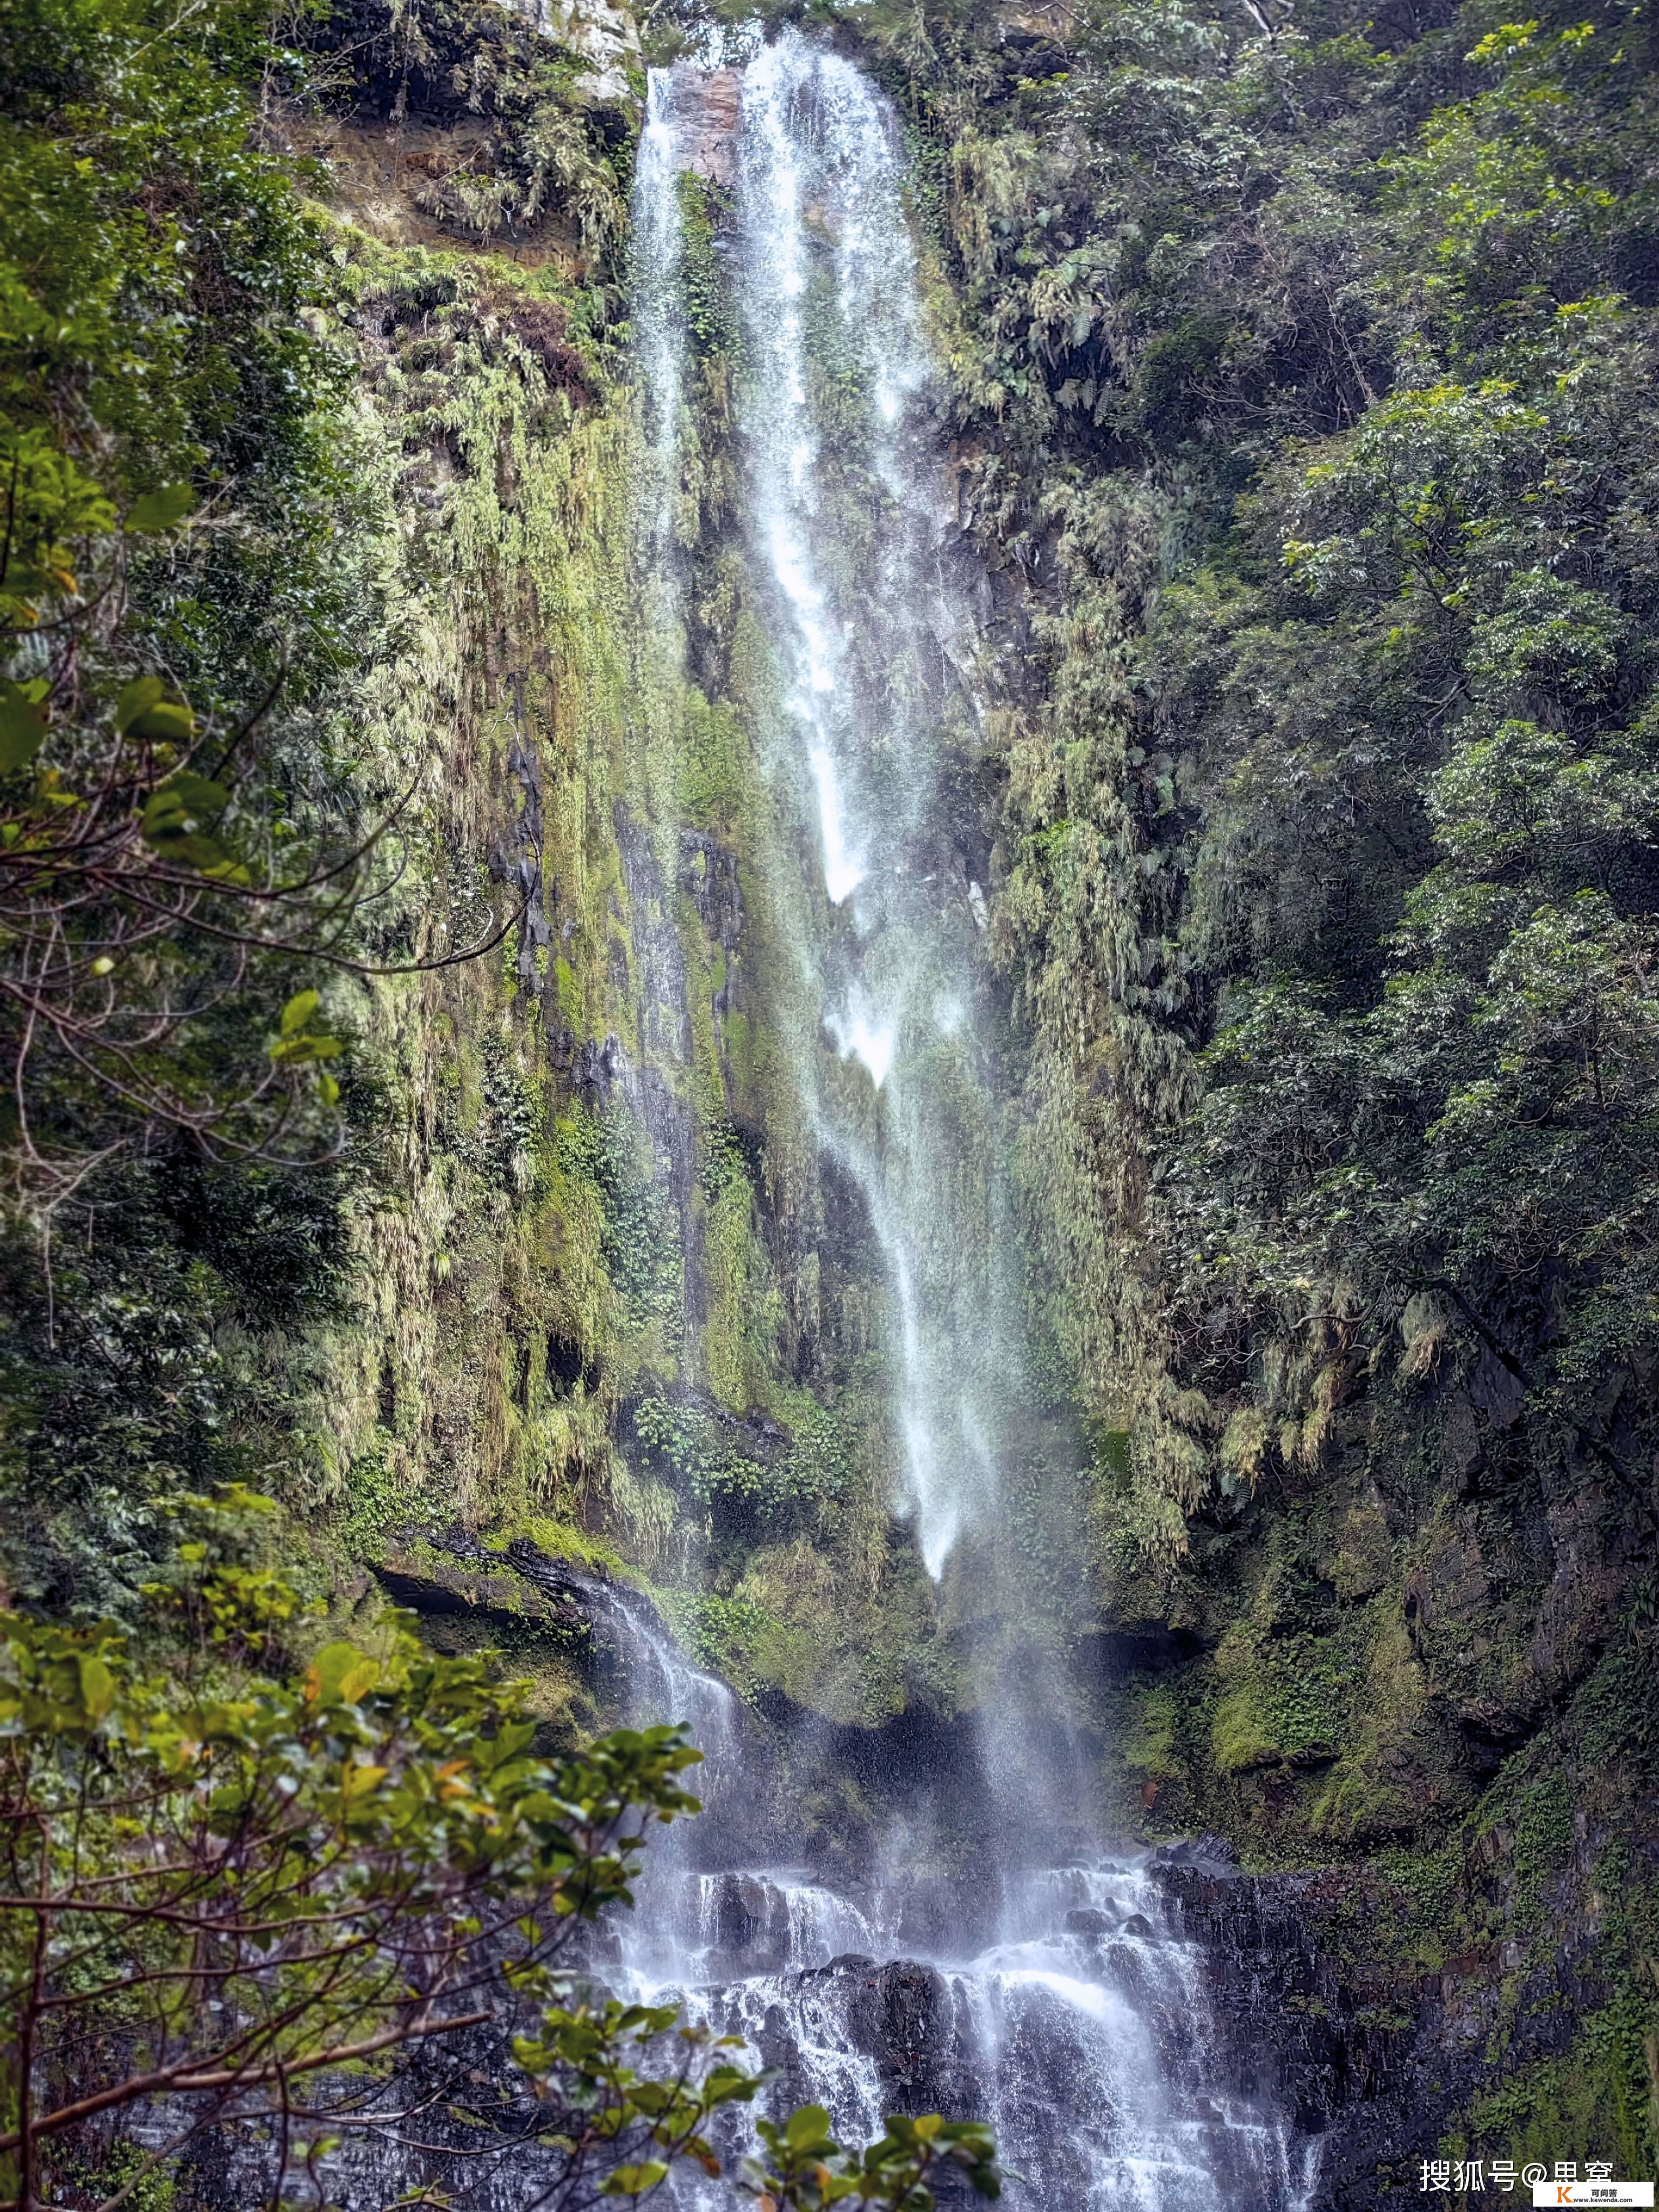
[618,33,1320,2208]
[544,1547,1316,2209]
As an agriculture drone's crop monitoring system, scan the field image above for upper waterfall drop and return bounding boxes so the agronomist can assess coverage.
[721,27,1020,1581]
[631,10,1107,1853]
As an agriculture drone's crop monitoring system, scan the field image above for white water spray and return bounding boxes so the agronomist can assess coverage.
[724,34,1017,1576]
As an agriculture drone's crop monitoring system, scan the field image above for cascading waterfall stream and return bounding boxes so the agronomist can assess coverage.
[619,32,1318,2208]
[633,66,689,567]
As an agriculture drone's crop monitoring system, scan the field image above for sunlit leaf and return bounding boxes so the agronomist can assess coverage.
[0,681,48,771]
[599,2163,669,2196]
[77,1654,116,1721]
[127,483,197,533]
[304,1643,380,1707]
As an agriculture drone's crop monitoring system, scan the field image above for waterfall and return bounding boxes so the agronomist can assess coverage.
[731,37,1002,1583]
[621,31,1318,2208]
[632,64,687,565]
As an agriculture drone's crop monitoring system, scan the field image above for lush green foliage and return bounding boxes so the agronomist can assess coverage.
[1158,312,1659,1506]
[737,2106,1001,2212]
[896,0,1659,1548]
[0,0,536,1621]
[0,0,394,1190]
[0,1494,721,2207]
[0,1494,1001,2210]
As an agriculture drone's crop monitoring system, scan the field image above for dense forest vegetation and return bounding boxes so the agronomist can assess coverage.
[2,0,1657,2190]
[894,0,1659,2150]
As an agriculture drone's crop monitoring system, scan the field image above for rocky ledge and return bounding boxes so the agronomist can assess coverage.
[1154,1835,1647,2206]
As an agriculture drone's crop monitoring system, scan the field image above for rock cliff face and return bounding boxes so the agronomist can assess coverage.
[1160,1836,1658,2206]
[671,69,743,183]
[653,1836,1654,2210]
[514,0,642,108]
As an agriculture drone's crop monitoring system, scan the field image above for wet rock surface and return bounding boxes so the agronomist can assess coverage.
[1149,1842,1638,2208]
[633,1858,1318,2211]
[365,1533,1625,2211]
[670,68,742,184]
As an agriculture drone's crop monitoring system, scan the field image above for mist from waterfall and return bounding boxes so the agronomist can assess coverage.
[621,33,1316,2209]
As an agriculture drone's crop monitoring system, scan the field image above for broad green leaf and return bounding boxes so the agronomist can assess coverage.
[127,483,197,533]
[280,988,320,1037]
[199,853,253,884]
[140,777,238,875]
[268,1032,342,1065]
[119,683,197,744]
[128,700,195,743]
[157,771,227,814]
[304,1642,379,1707]
[115,678,165,734]
[77,1654,116,1721]
[599,2163,669,2196]
[0,681,48,771]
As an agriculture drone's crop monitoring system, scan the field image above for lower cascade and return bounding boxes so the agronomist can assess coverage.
[602,1612,1316,2210]
[621,1859,1313,2210]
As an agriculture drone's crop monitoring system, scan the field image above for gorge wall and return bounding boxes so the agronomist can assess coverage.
[3,0,1657,2197]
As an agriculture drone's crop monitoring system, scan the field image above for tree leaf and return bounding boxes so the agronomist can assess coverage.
[156,771,227,815]
[115,678,166,734]
[280,988,320,1037]
[77,1654,117,1721]
[127,484,197,533]
[271,1027,342,1066]
[0,682,47,772]
[785,2106,833,2149]
[599,2163,669,2196]
[128,700,195,743]
[304,1643,380,1707]
[119,683,197,743]
[141,777,234,871]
